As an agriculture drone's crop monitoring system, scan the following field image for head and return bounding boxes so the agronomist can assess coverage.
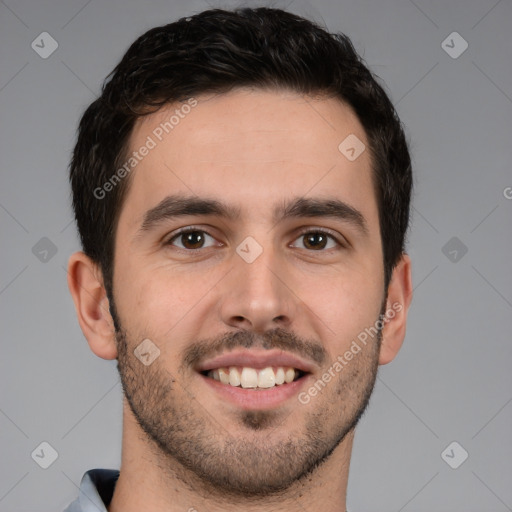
[68,7,412,499]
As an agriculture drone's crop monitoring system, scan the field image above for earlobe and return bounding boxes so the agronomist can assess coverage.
[378,253,413,365]
[66,251,118,360]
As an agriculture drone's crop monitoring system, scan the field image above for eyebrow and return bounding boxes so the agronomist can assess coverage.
[135,194,368,238]
[273,196,368,235]
[138,195,240,234]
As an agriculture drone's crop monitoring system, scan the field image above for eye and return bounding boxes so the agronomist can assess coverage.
[291,230,341,251]
[167,229,218,250]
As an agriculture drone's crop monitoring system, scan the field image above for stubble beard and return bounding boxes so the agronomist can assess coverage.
[113,314,381,499]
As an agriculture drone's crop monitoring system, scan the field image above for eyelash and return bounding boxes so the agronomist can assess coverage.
[165,226,346,251]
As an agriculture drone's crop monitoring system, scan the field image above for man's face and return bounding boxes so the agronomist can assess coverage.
[111,89,386,496]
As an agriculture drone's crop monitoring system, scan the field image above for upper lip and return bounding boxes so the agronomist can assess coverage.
[195,349,315,373]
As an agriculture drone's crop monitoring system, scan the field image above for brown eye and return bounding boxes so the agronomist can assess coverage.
[303,232,328,250]
[291,230,340,251]
[168,230,216,250]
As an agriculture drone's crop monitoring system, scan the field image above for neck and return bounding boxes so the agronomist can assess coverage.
[108,400,352,512]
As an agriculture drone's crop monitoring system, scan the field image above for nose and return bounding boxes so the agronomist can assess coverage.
[218,244,296,333]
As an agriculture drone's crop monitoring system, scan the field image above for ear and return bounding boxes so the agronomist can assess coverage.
[378,253,413,365]
[66,251,118,360]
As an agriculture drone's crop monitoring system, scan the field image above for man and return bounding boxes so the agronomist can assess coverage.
[65,6,413,512]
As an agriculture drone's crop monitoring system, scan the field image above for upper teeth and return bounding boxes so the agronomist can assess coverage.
[207,366,298,389]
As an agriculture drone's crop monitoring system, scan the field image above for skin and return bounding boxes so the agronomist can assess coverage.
[67,88,412,512]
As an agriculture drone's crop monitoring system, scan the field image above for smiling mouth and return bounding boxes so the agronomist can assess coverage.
[200,366,307,389]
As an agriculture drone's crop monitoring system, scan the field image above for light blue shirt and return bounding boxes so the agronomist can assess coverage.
[63,469,119,512]
[63,467,350,511]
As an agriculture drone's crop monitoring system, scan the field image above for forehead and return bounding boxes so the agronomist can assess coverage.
[119,88,376,229]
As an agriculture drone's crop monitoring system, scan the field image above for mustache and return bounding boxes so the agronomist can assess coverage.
[181,327,327,370]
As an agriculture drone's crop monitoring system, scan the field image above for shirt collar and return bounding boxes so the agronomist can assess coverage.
[75,469,119,512]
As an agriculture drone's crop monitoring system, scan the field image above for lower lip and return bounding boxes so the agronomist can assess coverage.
[198,373,311,410]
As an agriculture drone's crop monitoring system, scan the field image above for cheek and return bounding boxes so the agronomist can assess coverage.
[300,268,384,352]
[114,264,173,336]
[117,262,220,338]
[133,277,186,332]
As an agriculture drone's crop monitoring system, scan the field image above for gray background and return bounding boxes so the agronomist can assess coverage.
[1,0,511,510]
